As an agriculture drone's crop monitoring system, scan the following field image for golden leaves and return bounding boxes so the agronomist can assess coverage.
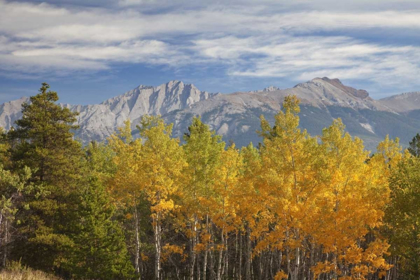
[104,97,396,278]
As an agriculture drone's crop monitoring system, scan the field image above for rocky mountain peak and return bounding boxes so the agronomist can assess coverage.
[263,86,280,92]
[285,77,387,111]
[386,91,420,100]
[0,96,29,130]
[165,80,184,90]
[317,77,370,99]
[2,78,419,150]
[249,86,280,93]
[138,85,154,90]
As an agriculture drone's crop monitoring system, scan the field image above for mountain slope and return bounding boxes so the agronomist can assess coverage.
[1,78,420,150]
[1,81,215,142]
[380,91,420,112]
[155,78,420,150]
[0,97,29,131]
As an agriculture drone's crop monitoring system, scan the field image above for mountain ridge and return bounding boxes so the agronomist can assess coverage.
[1,78,420,150]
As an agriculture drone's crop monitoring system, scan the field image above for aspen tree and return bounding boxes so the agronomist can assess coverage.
[258,96,319,280]
[237,143,262,280]
[137,115,186,280]
[213,144,242,280]
[108,120,145,277]
[182,117,225,280]
[312,119,390,279]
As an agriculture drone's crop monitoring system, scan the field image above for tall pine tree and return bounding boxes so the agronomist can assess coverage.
[8,83,83,273]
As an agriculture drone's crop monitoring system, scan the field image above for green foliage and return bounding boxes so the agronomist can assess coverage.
[5,85,420,280]
[0,165,34,268]
[183,116,225,206]
[0,127,10,167]
[408,133,420,157]
[10,83,81,185]
[7,83,83,272]
[385,154,420,279]
[64,178,134,280]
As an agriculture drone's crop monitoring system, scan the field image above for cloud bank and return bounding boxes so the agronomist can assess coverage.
[1,0,420,94]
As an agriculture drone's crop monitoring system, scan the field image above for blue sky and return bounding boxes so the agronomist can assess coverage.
[1,0,420,104]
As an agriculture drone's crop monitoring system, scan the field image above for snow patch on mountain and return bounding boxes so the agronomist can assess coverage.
[360,123,375,134]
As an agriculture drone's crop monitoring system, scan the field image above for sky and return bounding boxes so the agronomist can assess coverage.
[1,0,420,104]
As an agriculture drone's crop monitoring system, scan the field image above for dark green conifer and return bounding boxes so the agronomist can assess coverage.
[8,83,83,272]
[65,177,134,279]
[408,133,420,157]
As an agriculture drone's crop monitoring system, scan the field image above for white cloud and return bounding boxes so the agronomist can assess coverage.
[1,0,420,92]
[193,35,420,88]
[12,40,168,61]
[2,1,420,44]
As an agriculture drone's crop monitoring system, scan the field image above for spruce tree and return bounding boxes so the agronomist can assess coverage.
[8,83,83,272]
[10,82,81,185]
[408,133,420,157]
[65,178,134,279]
[61,142,134,279]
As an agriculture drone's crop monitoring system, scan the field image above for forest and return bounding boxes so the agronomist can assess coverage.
[1,83,420,280]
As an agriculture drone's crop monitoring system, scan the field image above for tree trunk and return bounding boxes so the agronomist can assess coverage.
[197,215,201,280]
[290,246,300,280]
[0,211,3,268]
[197,251,201,280]
[154,212,162,280]
[308,242,314,280]
[2,219,7,267]
[134,205,141,278]
[216,229,224,280]
[190,235,196,280]
[209,222,216,280]
[245,226,252,280]
[239,231,243,280]
[190,216,198,280]
[224,234,228,279]
[203,215,209,280]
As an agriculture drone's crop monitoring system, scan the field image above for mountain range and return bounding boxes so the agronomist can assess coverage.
[1,77,420,151]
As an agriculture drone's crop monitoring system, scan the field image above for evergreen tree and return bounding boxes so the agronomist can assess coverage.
[0,128,10,167]
[408,133,420,157]
[58,142,135,279]
[65,178,134,279]
[0,165,33,268]
[8,83,83,272]
[0,89,410,279]
[10,82,81,184]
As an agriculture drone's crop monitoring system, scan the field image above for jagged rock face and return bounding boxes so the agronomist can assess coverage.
[0,81,214,143]
[287,78,387,110]
[0,97,29,131]
[68,80,215,142]
[101,81,214,118]
[1,78,420,151]
[250,86,280,93]
[321,77,370,99]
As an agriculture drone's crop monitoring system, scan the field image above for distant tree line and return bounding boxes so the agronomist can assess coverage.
[0,83,420,280]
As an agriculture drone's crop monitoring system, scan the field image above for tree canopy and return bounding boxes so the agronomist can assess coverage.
[0,83,418,280]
